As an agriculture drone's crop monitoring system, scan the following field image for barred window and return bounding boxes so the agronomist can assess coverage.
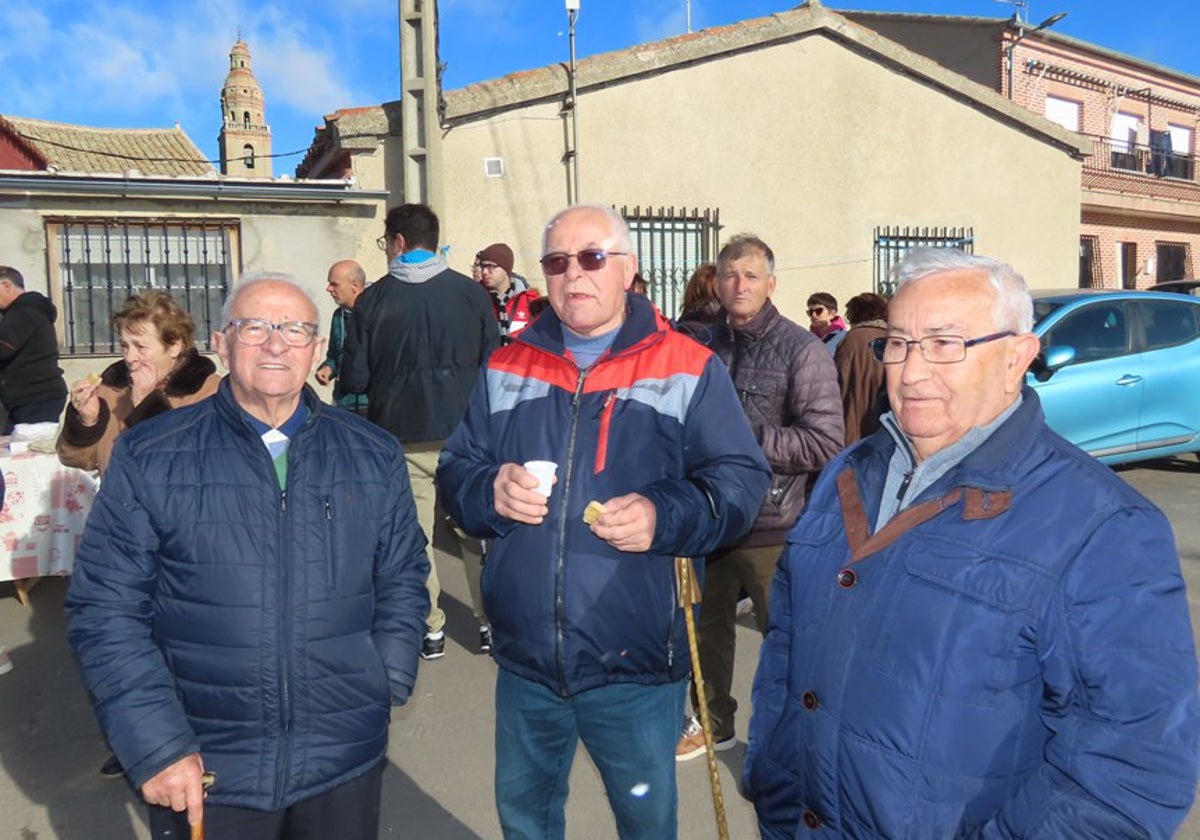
[48,219,238,355]
[873,226,974,297]
[620,205,720,320]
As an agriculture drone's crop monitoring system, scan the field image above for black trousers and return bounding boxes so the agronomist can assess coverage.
[147,759,385,840]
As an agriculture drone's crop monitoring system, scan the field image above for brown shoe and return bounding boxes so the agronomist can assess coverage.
[675,716,735,762]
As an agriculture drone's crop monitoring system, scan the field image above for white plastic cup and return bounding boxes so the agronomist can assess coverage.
[523,460,558,497]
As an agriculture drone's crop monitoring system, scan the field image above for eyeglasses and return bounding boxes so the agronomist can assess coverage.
[478,262,501,272]
[226,319,319,347]
[539,249,628,276]
[376,234,392,252]
[806,306,827,317]
[870,331,1015,365]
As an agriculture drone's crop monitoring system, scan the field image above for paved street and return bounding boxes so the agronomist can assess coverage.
[2,455,1200,839]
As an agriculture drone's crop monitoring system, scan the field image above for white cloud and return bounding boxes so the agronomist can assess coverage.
[0,0,396,163]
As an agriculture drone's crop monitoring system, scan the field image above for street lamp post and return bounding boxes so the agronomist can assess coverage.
[566,0,581,204]
[1006,11,1067,100]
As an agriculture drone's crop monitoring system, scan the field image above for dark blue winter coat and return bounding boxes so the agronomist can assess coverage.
[745,388,1200,839]
[67,379,430,810]
[438,294,771,696]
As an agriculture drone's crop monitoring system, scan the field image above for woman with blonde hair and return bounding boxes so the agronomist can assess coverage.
[57,289,221,475]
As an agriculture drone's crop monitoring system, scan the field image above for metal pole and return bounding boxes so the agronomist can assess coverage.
[1006,12,1067,100]
[568,7,580,204]
[686,0,692,34]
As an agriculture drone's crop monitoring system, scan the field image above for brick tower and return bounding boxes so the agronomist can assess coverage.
[218,37,272,177]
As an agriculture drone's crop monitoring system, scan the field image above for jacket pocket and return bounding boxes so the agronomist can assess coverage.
[323,497,337,590]
[869,538,1044,704]
[594,391,616,474]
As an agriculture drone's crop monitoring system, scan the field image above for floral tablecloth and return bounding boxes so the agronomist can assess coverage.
[1,451,98,582]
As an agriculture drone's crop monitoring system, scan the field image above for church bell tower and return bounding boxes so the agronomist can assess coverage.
[218,37,272,178]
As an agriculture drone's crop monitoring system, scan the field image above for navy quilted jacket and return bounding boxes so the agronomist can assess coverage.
[67,379,430,809]
[438,294,771,696]
[746,389,1200,839]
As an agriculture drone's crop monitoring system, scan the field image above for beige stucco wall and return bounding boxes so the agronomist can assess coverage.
[438,31,1081,323]
[0,194,384,394]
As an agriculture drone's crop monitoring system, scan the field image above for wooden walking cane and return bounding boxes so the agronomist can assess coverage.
[676,556,730,840]
[190,771,217,840]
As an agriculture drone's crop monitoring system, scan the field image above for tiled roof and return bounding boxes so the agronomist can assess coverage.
[0,115,215,176]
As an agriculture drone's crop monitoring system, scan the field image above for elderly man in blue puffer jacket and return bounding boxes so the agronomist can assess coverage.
[67,274,430,839]
[746,248,1200,839]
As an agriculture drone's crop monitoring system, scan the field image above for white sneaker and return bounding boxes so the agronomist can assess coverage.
[0,647,13,675]
[736,596,755,620]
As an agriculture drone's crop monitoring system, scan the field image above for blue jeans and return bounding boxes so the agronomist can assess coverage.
[494,668,686,840]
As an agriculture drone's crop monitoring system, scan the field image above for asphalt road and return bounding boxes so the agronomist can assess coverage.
[2,455,1199,839]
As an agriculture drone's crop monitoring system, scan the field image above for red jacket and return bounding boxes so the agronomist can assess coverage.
[485,278,540,343]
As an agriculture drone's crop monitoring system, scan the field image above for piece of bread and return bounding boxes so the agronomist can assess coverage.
[582,500,607,525]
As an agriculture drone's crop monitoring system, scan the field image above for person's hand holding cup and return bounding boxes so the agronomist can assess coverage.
[523,460,557,498]
[492,460,557,525]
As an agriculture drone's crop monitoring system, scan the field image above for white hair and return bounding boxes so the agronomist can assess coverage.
[220,272,321,330]
[892,248,1033,334]
[541,204,633,254]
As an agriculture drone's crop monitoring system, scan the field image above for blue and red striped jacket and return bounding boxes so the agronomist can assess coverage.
[438,293,770,696]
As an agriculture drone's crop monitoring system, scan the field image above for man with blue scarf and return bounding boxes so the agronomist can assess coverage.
[342,204,500,659]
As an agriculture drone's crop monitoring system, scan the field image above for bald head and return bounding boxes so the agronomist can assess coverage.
[326,260,367,308]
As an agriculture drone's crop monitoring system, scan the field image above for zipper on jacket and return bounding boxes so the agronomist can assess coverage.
[554,369,589,696]
[275,485,292,810]
[896,469,914,504]
[324,498,335,588]
[594,391,616,474]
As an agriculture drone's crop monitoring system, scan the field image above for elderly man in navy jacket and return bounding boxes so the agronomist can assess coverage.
[439,204,770,839]
[745,248,1200,838]
[67,274,430,839]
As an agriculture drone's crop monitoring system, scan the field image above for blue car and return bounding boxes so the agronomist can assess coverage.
[1029,289,1200,466]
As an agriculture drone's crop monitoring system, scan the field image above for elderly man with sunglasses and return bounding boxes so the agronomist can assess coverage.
[67,274,431,840]
[745,248,1200,839]
[438,204,770,839]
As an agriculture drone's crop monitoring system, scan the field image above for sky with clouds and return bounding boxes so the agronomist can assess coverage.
[2,0,1198,176]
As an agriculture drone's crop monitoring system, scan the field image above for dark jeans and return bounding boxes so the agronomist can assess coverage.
[692,544,782,740]
[495,668,686,840]
[4,394,67,434]
[147,758,385,840]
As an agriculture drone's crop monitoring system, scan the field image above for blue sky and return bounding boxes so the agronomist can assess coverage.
[2,0,1197,176]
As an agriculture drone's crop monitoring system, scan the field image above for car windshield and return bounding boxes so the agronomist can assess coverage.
[1033,300,1066,328]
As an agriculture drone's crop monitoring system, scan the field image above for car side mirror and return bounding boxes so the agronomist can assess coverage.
[1029,345,1076,381]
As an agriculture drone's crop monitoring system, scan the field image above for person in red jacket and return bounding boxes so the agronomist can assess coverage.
[475,243,539,344]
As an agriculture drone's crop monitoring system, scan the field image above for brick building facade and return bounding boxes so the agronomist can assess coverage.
[848,11,1200,288]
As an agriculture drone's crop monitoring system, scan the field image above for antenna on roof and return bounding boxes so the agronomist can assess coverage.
[995,0,1028,24]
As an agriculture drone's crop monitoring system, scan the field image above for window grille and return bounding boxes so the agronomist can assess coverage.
[873,226,974,297]
[48,219,238,355]
[620,205,721,320]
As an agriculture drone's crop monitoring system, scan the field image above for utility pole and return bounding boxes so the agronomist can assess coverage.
[399,0,445,209]
[565,0,581,204]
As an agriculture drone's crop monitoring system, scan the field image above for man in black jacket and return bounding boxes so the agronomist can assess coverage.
[0,266,67,433]
[342,204,500,659]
